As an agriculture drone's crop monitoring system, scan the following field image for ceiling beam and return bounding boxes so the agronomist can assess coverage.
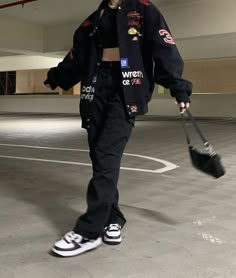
[0,0,37,10]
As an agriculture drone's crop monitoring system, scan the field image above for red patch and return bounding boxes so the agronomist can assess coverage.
[130,105,138,113]
[127,11,143,19]
[82,20,92,28]
[159,29,175,45]
[139,0,151,6]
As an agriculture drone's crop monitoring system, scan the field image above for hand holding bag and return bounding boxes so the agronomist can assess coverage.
[181,109,226,179]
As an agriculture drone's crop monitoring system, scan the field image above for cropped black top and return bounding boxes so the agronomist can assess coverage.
[99,5,119,48]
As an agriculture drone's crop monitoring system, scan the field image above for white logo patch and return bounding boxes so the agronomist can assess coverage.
[122,71,144,86]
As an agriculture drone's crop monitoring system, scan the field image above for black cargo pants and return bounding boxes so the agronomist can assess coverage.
[74,62,135,239]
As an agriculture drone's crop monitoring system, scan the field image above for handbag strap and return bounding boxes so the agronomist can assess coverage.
[181,112,191,145]
[181,109,215,154]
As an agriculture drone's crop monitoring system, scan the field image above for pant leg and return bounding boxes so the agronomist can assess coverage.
[105,189,126,228]
[74,72,134,239]
[88,115,126,229]
[85,98,126,228]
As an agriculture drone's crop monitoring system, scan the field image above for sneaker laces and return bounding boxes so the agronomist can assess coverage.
[108,224,121,231]
[64,231,82,243]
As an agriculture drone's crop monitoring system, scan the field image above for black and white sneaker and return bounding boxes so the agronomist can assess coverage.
[52,231,102,257]
[103,224,122,245]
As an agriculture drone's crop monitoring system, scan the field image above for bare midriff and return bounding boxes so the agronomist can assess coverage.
[102,47,120,61]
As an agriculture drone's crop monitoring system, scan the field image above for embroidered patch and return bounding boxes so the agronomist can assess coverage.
[139,0,151,6]
[130,105,138,113]
[128,20,141,28]
[159,29,175,45]
[81,86,95,102]
[122,71,144,86]
[121,58,129,69]
[128,27,139,35]
[127,11,143,19]
[82,20,92,27]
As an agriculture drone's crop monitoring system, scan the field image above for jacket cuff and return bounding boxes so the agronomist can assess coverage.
[173,91,191,103]
[170,80,192,103]
[44,68,58,90]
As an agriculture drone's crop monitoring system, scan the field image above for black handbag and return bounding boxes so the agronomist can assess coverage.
[181,109,226,179]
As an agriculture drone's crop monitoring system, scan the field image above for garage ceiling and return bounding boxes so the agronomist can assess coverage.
[0,0,235,69]
[0,0,200,25]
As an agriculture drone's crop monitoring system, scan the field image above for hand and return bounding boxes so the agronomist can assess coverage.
[176,101,190,114]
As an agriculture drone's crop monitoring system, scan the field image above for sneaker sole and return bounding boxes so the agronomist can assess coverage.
[103,236,122,245]
[52,238,102,257]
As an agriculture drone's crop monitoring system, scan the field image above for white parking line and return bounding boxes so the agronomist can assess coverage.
[0,143,178,174]
[0,143,87,152]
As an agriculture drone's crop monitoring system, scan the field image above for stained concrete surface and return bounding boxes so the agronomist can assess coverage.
[0,115,235,278]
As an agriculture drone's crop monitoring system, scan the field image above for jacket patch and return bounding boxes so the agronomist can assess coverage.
[82,20,92,27]
[81,85,95,101]
[122,71,143,86]
[127,11,143,19]
[128,20,141,28]
[139,0,151,6]
[159,29,175,45]
[128,27,142,38]
[121,58,129,69]
[130,105,138,113]
[80,92,94,101]
[128,27,139,35]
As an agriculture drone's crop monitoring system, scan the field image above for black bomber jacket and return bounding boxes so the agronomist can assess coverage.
[45,0,192,127]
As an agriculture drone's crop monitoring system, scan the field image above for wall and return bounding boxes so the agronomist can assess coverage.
[0,15,43,53]
[0,95,80,114]
[183,58,236,93]
[16,69,56,94]
[0,93,236,118]
[0,56,62,72]
[15,69,80,95]
[148,94,236,118]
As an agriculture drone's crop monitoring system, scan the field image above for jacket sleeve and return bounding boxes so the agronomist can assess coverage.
[44,13,95,91]
[144,2,192,102]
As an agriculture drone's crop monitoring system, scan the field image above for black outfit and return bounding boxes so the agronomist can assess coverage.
[45,0,192,129]
[73,8,133,239]
[99,6,119,48]
[74,62,134,239]
[45,0,193,240]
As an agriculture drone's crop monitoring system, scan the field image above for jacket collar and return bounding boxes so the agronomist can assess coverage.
[98,0,109,9]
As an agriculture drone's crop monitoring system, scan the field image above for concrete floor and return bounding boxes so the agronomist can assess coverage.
[0,114,235,278]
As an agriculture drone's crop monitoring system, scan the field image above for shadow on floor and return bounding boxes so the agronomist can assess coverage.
[121,204,179,225]
[0,161,85,234]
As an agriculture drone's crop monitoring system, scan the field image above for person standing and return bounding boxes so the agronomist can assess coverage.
[44,0,191,257]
